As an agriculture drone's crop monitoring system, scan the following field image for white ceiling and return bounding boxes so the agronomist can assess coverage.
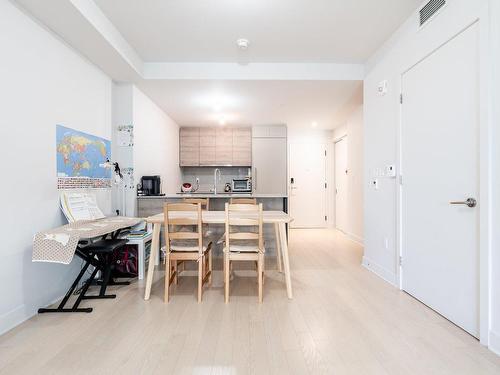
[94,0,421,63]
[15,0,417,129]
[137,80,362,129]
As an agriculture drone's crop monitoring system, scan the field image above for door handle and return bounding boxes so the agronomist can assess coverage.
[449,198,477,208]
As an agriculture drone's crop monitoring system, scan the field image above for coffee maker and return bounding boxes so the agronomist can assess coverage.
[139,176,162,196]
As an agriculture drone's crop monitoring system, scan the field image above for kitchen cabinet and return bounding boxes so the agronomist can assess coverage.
[179,126,252,167]
[252,125,287,138]
[252,137,287,195]
[232,127,252,166]
[216,127,233,165]
[179,127,199,166]
[199,127,216,165]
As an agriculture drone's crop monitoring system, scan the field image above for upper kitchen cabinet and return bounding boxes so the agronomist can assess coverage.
[199,127,216,165]
[216,127,233,165]
[232,127,252,166]
[179,127,200,167]
[252,125,287,138]
[179,126,252,167]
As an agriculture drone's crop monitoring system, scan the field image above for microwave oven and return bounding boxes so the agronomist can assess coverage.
[232,178,252,192]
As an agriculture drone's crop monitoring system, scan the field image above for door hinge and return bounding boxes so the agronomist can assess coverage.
[325,150,327,156]
[400,93,403,104]
[399,175,403,185]
[399,256,403,266]
[325,182,327,189]
[325,215,328,221]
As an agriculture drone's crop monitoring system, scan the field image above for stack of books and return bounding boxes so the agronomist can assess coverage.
[126,230,149,239]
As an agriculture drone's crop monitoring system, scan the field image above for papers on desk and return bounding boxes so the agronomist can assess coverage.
[60,192,105,223]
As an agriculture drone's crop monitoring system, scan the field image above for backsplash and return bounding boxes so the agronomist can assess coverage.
[180,167,252,192]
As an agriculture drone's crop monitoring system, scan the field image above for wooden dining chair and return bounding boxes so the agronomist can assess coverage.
[224,202,265,303]
[183,197,211,236]
[183,197,210,210]
[229,197,282,272]
[163,203,212,303]
[230,197,257,205]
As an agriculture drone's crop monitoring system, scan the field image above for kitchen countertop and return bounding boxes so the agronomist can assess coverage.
[137,193,288,199]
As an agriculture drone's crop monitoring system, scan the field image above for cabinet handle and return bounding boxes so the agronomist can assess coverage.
[254,167,257,191]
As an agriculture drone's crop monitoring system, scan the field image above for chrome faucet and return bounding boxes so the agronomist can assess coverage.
[213,168,221,194]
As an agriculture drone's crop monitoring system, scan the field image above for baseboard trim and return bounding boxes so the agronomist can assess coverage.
[362,256,397,286]
[0,293,65,336]
[346,232,364,245]
[489,330,500,356]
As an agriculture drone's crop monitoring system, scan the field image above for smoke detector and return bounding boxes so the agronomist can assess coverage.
[236,38,250,50]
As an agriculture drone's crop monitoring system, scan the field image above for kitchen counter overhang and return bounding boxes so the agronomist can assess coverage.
[138,193,288,199]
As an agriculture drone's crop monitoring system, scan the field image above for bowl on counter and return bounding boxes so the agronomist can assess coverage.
[181,183,193,193]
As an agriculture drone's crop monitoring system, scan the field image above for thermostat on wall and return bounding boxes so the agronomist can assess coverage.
[377,80,388,96]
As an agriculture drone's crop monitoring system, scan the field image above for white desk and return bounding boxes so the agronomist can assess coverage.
[143,210,293,301]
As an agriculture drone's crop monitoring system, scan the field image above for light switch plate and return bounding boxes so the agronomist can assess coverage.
[386,164,396,177]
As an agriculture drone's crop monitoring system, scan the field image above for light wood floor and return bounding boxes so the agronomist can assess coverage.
[1,229,499,375]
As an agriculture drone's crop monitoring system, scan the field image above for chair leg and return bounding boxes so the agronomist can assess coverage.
[173,260,178,285]
[224,254,230,303]
[164,253,170,303]
[258,254,264,303]
[208,248,213,285]
[197,257,203,303]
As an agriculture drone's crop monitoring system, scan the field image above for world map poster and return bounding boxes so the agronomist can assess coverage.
[56,125,112,189]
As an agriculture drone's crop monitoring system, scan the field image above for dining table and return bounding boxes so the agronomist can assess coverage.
[143,210,294,300]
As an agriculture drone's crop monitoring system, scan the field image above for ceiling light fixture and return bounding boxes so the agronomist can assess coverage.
[219,117,226,126]
[236,38,250,50]
[311,121,318,128]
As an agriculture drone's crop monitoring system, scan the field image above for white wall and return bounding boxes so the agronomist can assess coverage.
[133,86,181,196]
[0,1,112,334]
[489,0,500,356]
[363,0,496,348]
[112,83,181,216]
[333,105,364,243]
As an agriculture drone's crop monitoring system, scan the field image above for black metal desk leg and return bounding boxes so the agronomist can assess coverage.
[38,262,95,314]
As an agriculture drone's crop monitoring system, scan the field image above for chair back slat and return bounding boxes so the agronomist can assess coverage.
[229,232,259,240]
[230,197,257,205]
[183,198,210,210]
[168,203,199,211]
[228,218,259,226]
[168,217,198,226]
[169,232,199,240]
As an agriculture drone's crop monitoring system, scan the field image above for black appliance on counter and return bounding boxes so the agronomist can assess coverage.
[139,175,162,196]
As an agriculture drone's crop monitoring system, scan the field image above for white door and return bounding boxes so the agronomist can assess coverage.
[289,143,327,228]
[401,24,479,337]
[335,138,348,232]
